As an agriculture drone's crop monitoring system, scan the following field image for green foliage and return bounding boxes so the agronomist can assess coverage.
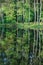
[0,0,43,65]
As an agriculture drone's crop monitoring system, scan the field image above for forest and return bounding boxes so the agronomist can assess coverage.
[0,0,43,65]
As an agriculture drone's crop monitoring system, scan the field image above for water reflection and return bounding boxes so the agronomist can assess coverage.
[0,28,43,65]
[29,29,43,65]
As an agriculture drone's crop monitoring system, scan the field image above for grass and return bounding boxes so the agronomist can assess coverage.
[0,22,43,30]
[17,22,43,30]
